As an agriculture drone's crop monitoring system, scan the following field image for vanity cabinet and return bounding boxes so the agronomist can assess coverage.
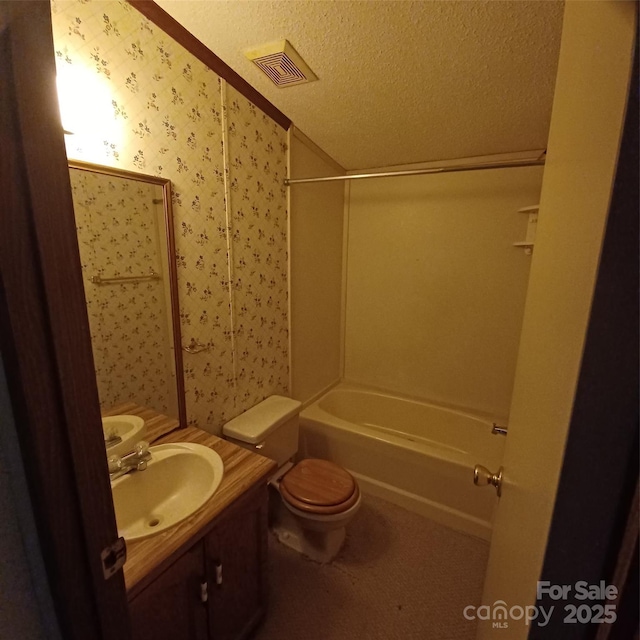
[205,485,269,640]
[129,544,207,640]
[129,485,268,640]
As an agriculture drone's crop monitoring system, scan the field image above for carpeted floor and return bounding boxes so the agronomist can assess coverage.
[253,494,489,640]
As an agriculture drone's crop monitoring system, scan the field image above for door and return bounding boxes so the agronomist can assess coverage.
[205,486,269,640]
[129,544,208,640]
[0,2,130,638]
[476,4,636,638]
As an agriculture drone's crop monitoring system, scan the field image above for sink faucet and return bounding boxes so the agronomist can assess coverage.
[108,441,151,481]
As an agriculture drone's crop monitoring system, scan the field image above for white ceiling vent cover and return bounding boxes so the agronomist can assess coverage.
[244,40,317,87]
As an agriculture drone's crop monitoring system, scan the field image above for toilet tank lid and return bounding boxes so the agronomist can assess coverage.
[223,395,302,444]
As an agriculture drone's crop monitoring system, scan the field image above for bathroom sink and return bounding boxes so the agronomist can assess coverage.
[103,415,146,458]
[111,443,224,541]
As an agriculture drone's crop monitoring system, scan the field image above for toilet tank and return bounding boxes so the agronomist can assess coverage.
[223,395,302,467]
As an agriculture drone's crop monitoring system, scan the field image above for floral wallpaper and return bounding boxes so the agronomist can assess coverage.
[224,84,290,410]
[51,0,289,432]
[70,168,179,416]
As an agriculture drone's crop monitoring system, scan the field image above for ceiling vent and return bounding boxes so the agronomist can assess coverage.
[244,40,317,87]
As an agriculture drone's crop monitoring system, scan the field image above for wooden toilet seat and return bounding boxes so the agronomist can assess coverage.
[280,458,359,515]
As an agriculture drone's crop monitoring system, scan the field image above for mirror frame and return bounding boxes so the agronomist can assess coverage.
[68,159,187,429]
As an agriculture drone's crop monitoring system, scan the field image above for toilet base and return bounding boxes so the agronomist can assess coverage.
[271,502,347,563]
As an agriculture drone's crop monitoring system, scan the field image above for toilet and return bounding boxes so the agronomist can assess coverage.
[223,395,361,563]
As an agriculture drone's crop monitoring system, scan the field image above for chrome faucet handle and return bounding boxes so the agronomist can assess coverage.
[108,442,151,481]
[107,454,123,474]
[133,440,149,456]
[121,440,150,461]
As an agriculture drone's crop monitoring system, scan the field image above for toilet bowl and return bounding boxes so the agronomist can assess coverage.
[268,459,361,562]
[223,396,361,562]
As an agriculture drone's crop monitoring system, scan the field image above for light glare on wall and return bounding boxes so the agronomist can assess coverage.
[56,63,123,159]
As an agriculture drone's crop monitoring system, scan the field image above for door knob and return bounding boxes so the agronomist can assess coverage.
[473,465,503,497]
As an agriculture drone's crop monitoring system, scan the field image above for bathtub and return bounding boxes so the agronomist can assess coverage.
[299,383,506,540]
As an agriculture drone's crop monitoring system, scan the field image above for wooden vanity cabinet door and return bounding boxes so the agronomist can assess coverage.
[205,485,269,640]
[129,543,208,640]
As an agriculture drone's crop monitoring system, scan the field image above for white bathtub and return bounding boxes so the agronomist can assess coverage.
[299,383,506,540]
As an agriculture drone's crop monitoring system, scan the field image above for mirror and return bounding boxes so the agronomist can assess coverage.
[68,161,186,427]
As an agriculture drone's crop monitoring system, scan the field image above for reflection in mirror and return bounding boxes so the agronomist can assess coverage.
[68,161,186,427]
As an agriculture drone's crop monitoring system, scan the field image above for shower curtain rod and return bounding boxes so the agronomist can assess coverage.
[284,157,545,186]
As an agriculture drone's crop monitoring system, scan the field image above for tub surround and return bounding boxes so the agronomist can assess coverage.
[289,129,345,404]
[107,404,276,599]
[344,162,543,418]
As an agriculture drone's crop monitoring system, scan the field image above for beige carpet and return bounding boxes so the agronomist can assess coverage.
[253,494,489,640]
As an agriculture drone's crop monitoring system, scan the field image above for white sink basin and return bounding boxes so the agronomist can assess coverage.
[103,415,146,458]
[111,443,224,541]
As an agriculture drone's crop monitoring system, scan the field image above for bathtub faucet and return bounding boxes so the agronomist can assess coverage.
[491,423,508,436]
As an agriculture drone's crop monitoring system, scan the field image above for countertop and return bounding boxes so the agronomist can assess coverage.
[104,403,277,599]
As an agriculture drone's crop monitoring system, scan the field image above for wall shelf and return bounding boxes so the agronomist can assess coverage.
[514,205,539,255]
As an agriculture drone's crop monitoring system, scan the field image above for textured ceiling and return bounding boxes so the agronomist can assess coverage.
[156,0,564,170]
